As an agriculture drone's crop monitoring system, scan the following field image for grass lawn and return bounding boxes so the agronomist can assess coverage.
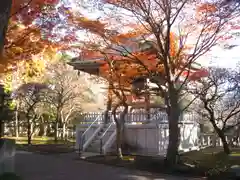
[3,136,75,154]
[180,147,240,168]
[83,147,240,179]
[4,136,75,145]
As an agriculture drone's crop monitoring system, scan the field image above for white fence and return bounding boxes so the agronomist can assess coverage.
[76,125,240,155]
[76,111,240,155]
[79,111,197,124]
[199,133,240,147]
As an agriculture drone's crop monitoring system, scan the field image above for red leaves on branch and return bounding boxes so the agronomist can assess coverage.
[0,0,62,73]
[197,3,217,13]
[68,16,107,37]
[11,0,59,25]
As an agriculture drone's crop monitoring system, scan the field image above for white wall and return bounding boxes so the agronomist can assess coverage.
[75,122,199,155]
[125,122,199,155]
[124,124,160,155]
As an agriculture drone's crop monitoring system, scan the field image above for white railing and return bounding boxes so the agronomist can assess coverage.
[79,115,102,153]
[80,112,170,124]
[102,130,116,154]
[80,112,104,124]
[99,121,114,154]
[80,111,197,124]
[199,133,240,147]
[82,125,104,151]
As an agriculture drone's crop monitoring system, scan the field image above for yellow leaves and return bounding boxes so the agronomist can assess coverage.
[0,19,60,74]
[169,32,178,57]
[12,47,23,54]
[29,32,41,42]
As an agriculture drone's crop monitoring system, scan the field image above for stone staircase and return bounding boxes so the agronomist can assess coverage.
[85,124,110,153]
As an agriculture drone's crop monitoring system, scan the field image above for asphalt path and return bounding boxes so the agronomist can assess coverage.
[15,151,204,180]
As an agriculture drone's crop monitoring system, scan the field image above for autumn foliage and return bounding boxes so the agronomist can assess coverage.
[11,0,59,22]
[0,0,238,166]
[0,0,60,72]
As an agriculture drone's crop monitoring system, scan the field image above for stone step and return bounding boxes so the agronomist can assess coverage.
[86,143,101,153]
[86,147,100,153]
[85,125,115,153]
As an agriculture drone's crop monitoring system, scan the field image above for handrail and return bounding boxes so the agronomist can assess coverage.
[100,122,114,140]
[102,130,116,154]
[100,115,114,139]
[100,115,114,154]
[82,114,102,138]
[79,114,102,154]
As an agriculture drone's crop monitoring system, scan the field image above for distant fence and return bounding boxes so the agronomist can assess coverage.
[199,133,240,147]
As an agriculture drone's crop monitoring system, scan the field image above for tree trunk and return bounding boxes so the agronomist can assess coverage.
[46,124,51,136]
[104,87,112,124]
[219,133,230,154]
[32,127,40,137]
[209,116,230,154]
[54,111,60,142]
[0,121,3,138]
[27,119,32,145]
[0,0,12,55]
[116,123,123,159]
[62,122,66,140]
[38,123,44,136]
[54,122,58,142]
[113,103,128,160]
[15,110,19,137]
[165,87,181,166]
[215,127,230,154]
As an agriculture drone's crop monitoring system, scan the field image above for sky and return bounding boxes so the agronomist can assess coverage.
[63,0,240,69]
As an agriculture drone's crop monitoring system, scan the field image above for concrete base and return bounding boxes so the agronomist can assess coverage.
[0,139,16,175]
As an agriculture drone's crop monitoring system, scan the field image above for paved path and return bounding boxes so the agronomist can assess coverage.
[15,151,203,180]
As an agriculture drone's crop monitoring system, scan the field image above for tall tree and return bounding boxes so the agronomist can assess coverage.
[63,0,239,165]
[189,67,240,154]
[44,61,93,141]
[13,83,48,144]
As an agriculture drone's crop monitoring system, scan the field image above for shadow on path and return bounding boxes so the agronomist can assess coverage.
[15,151,201,180]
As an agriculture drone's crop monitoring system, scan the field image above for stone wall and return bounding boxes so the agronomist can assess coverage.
[0,139,15,175]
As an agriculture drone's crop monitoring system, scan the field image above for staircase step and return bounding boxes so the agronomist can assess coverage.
[89,140,101,147]
[86,147,101,153]
[86,140,101,153]
[84,123,115,153]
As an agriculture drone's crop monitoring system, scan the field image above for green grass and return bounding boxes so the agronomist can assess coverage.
[4,136,75,145]
[180,147,240,176]
[2,136,75,154]
[4,137,75,155]
[84,147,240,178]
